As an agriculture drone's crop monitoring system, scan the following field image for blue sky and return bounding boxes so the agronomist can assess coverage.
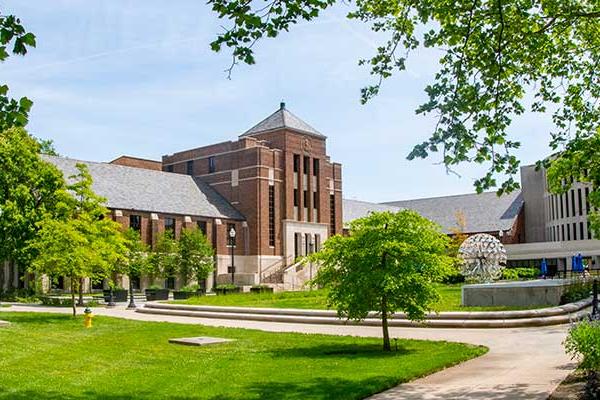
[3,1,554,202]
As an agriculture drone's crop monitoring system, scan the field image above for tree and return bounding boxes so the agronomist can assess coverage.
[0,10,36,131]
[179,228,214,289]
[119,228,150,306]
[29,163,127,316]
[0,127,67,277]
[209,0,600,194]
[147,231,180,287]
[309,210,453,351]
[547,129,600,237]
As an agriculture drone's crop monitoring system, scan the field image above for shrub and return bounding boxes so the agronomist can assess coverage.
[39,296,73,307]
[179,284,200,293]
[561,278,593,304]
[147,284,163,290]
[501,267,539,281]
[564,320,600,398]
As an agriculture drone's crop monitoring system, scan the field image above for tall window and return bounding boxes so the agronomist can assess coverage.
[578,188,583,216]
[186,160,194,175]
[573,223,577,240]
[571,190,576,216]
[580,222,584,241]
[588,221,593,239]
[313,159,319,176]
[293,154,300,173]
[586,187,590,213]
[293,189,299,207]
[565,193,570,218]
[197,220,207,236]
[303,190,309,208]
[313,192,319,211]
[164,217,175,237]
[268,186,275,247]
[208,156,216,173]
[227,223,236,246]
[330,194,336,235]
[303,156,310,175]
[560,195,564,219]
[129,215,141,232]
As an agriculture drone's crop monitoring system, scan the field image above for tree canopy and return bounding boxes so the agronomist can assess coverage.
[179,228,214,288]
[29,163,127,315]
[0,10,36,131]
[310,210,453,351]
[210,0,600,193]
[0,127,67,268]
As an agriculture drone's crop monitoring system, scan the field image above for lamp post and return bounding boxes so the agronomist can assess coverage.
[308,241,314,290]
[127,275,136,310]
[229,227,236,285]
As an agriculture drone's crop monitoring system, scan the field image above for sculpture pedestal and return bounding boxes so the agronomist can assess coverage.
[461,279,571,307]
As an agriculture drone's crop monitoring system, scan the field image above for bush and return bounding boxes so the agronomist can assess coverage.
[561,278,593,304]
[501,267,539,281]
[39,296,74,307]
[179,284,200,293]
[564,320,600,398]
[441,269,465,284]
[0,288,38,302]
[216,284,237,290]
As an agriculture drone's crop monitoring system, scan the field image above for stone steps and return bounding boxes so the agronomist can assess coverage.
[137,298,592,328]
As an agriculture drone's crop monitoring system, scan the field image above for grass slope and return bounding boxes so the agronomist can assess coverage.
[174,285,546,312]
[0,312,486,400]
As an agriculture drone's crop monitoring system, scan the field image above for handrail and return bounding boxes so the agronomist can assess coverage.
[260,255,294,281]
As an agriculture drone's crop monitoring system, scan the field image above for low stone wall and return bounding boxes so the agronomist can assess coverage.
[462,279,570,307]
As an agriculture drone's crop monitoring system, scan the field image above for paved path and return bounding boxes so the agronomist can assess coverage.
[1,304,575,399]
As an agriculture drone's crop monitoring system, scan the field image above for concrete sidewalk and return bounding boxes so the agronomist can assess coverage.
[1,304,575,399]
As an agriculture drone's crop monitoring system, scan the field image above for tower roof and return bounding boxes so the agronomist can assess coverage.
[240,102,326,139]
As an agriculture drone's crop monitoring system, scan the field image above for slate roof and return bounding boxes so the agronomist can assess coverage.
[344,191,524,233]
[240,103,326,139]
[42,155,245,220]
[342,200,401,227]
[380,191,524,234]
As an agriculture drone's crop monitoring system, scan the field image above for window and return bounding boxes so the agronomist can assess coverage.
[166,165,173,173]
[164,217,175,237]
[303,190,309,208]
[268,186,275,247]
[330,194,336,235]
[293,154,300,173]
[303,156,310,175]
[197,221,207,236]
[571,190,576,217]
[573,223,577,240]
[314,234,321,252]
[560,195,564,219]
[129,215,141,232]
[313,192,319,210]
[567,224,571,241]
[561,225,565,241]
[165,277,175,290]
[578,189,583,216]
[227,223,236,246]
[208,156,216,173]
[586,187,590,213]
[293,189,299,207]
[565,193,570,218]
[580,222,584,241]
[313,159,319,176]
[186,160,194,175]
[588,221,593,239]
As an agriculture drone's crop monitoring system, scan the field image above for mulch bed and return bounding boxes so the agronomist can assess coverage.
[549,370,599,400]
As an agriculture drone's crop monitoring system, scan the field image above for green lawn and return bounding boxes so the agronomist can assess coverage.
[0,312,486,400]
[173,284,548,312]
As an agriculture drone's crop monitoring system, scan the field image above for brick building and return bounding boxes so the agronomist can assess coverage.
[0,103,343,293]
[162,102,343,287]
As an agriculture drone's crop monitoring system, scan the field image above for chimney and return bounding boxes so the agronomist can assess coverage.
[280,101,286,110]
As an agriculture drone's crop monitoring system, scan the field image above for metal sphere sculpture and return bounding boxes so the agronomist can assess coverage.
[458,233,507,283]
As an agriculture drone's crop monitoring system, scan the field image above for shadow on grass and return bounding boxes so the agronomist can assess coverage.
[266,342,412,359]
[0,313,74,325]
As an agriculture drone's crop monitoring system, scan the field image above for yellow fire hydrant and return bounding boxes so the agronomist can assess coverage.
[84,307,93,328]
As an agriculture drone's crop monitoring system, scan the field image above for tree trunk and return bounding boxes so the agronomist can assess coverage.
[77,277,84,306]
[70,277,76,317]
[381,294,391,351]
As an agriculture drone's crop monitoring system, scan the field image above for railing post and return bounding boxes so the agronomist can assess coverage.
[593,279,598,317]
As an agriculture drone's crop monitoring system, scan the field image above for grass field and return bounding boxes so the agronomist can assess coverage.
[173,284,547,312]
[0,312,486,400]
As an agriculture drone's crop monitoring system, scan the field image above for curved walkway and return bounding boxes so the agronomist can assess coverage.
[1,304,576,399]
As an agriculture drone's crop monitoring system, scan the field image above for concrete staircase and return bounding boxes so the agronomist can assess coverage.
[136,297,592,328]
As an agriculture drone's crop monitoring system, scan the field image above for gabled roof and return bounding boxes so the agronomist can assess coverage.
[240,102,326,139]
[42,155,245,220]
[381,191,524,234]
